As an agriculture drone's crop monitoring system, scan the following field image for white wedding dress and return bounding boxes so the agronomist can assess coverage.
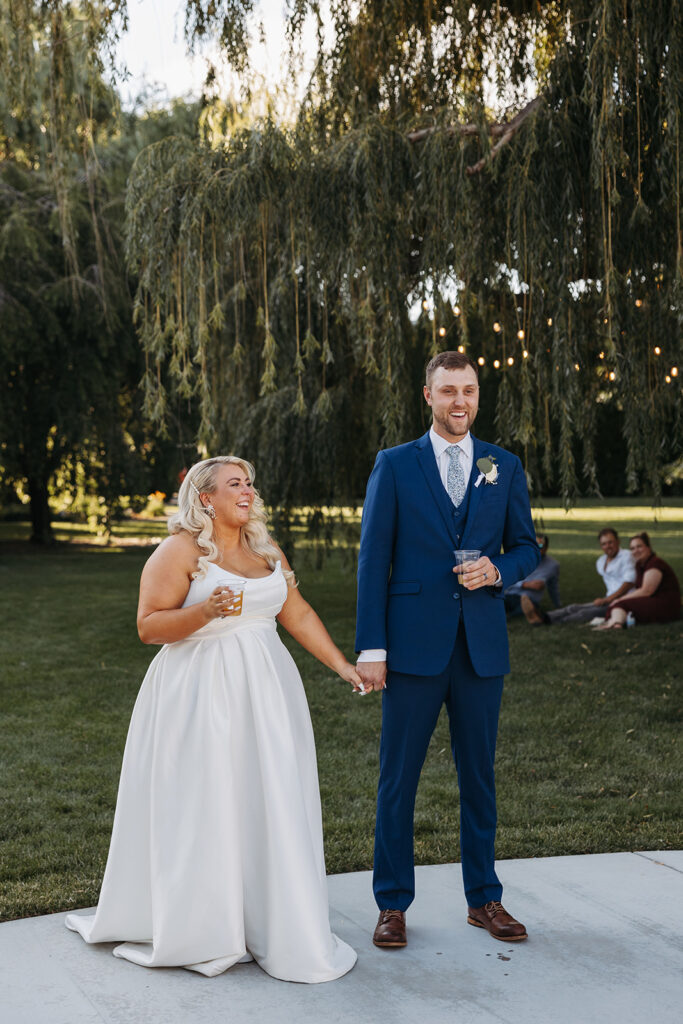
[65,561,356,982]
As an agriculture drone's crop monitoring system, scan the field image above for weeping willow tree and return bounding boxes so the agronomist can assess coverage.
[124,0,681,508]
[5,2,681,517]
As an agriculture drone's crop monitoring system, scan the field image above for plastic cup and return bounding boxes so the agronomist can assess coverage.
[453,549,481,584]
[217,580,246,617]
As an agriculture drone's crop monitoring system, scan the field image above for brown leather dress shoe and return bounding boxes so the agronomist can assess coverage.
[373,909,407,948]
[467,901,528,941]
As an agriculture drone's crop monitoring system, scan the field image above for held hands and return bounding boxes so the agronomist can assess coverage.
[355,660,387,693]
[454,556,498,590]
[337,661,366,693]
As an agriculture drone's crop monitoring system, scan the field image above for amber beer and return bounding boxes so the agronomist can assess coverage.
[217,580,246,616]
[453,549,481,584]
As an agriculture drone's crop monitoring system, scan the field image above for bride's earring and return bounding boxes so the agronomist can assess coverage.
[204,503,216,520]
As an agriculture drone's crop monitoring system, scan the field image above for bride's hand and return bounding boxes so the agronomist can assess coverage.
[204,586,236,621]
[337,662,366,693]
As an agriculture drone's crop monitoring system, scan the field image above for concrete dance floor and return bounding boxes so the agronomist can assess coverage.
[1,851,680,1024]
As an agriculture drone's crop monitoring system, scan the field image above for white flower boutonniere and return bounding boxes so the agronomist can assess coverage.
[474,455,499,488]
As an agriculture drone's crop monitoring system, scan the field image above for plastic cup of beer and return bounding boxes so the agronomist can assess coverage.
[217,580,246,617]
[453,549,481,584]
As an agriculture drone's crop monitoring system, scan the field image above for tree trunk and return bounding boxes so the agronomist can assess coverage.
[27,476,54,544]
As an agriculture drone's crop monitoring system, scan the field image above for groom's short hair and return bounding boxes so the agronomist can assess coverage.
[425,350,479,385]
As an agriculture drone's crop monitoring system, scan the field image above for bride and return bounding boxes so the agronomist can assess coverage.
[66,455,360,981]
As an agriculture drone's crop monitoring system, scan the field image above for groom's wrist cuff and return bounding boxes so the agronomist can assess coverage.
[358,649,387,662]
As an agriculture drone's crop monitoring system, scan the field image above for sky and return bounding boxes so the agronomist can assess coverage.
[115,0,318,108]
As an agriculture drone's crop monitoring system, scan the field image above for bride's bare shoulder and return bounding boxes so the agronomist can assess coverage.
[146,531,200,570]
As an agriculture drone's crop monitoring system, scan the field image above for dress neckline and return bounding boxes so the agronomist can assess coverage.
[208,559,281,581]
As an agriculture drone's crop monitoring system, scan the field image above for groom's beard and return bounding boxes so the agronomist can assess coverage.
[432,406,477,441]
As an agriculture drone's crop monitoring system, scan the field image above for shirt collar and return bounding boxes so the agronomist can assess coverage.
[429,426,473,460]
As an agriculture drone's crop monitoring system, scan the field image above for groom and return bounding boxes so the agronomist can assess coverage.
[355,351,539,948]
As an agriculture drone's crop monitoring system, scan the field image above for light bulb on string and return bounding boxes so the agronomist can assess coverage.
[609,371,616,381]
[672,367,679,377]
[654,346,661,355]
[546,318,552,327]
[493,359,500,369]
[493,322,502,333]
[665,375,671,383]
[522,350,529,359]
[635,299,643,308]
[574,363,580,371]
[438,326,446,337]
[507,356,514,366]
[517,329,525,340]
[422,299,429,310]
[457,345,465,354]
[453,305,461,317]
[598,351,605,360]
[477,356,485,366]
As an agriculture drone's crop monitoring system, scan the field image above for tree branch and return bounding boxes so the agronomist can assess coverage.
[406,95,543,175]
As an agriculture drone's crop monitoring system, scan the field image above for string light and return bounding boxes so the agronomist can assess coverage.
[457,345,465,353]
[599,351,605,360]
[665,375,671,383]
[635,299,643,308]
[422,299,429,310]
[522,350,529,358]
[546,318,552,326]
[574,363,580,371]
[654,346,661,355]
[477,356,485,366]
[493,359,501,368]
[438,326,446,337]
[672,367,679,377]
[517,329,525,340]
[609,371,616,381]
[603,317,609,324]
[453,305,461,316]
[493,322,502,333]
[507,356,514,366]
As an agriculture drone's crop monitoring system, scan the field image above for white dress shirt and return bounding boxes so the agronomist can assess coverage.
[596,547,636,594]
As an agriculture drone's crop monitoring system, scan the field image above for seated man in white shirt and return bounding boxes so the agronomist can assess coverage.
[504,534,561,624]
[545,527,635,624]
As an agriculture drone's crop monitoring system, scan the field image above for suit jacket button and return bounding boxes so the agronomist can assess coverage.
[453,592,460,600]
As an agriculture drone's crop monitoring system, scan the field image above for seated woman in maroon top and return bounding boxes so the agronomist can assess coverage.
[596,532,681,629]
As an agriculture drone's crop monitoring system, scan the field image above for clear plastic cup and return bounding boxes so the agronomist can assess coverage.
[217,580,246,617]
[453,549,481,584]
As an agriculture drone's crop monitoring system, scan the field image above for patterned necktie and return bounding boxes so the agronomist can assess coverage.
[445,445,466,507]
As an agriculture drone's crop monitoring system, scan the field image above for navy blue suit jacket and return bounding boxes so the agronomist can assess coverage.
[355,432,540,678]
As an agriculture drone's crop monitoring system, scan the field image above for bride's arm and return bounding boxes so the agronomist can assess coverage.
[275,551,363,691]
[136,534,226,644]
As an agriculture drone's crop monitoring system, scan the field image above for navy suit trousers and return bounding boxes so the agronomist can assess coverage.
[373,624,504,910]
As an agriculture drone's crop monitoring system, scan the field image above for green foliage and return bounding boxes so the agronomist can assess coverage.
[121,0,680,509]
[0,5,212,540]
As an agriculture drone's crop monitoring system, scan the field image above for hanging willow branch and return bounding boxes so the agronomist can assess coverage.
[406,95,544,175]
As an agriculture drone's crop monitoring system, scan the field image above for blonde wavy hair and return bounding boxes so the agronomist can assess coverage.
[168,455,295,584]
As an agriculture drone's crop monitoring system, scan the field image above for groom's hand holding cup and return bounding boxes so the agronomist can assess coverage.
[453,549,498,590]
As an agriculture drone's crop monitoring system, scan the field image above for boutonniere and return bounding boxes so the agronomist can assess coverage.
[474,456,499,488]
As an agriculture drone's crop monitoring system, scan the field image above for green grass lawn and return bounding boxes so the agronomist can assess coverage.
[0,500,681,922]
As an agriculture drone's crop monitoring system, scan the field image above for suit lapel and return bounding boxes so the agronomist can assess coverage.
[414,432,460,546]
[461,435,485,546]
